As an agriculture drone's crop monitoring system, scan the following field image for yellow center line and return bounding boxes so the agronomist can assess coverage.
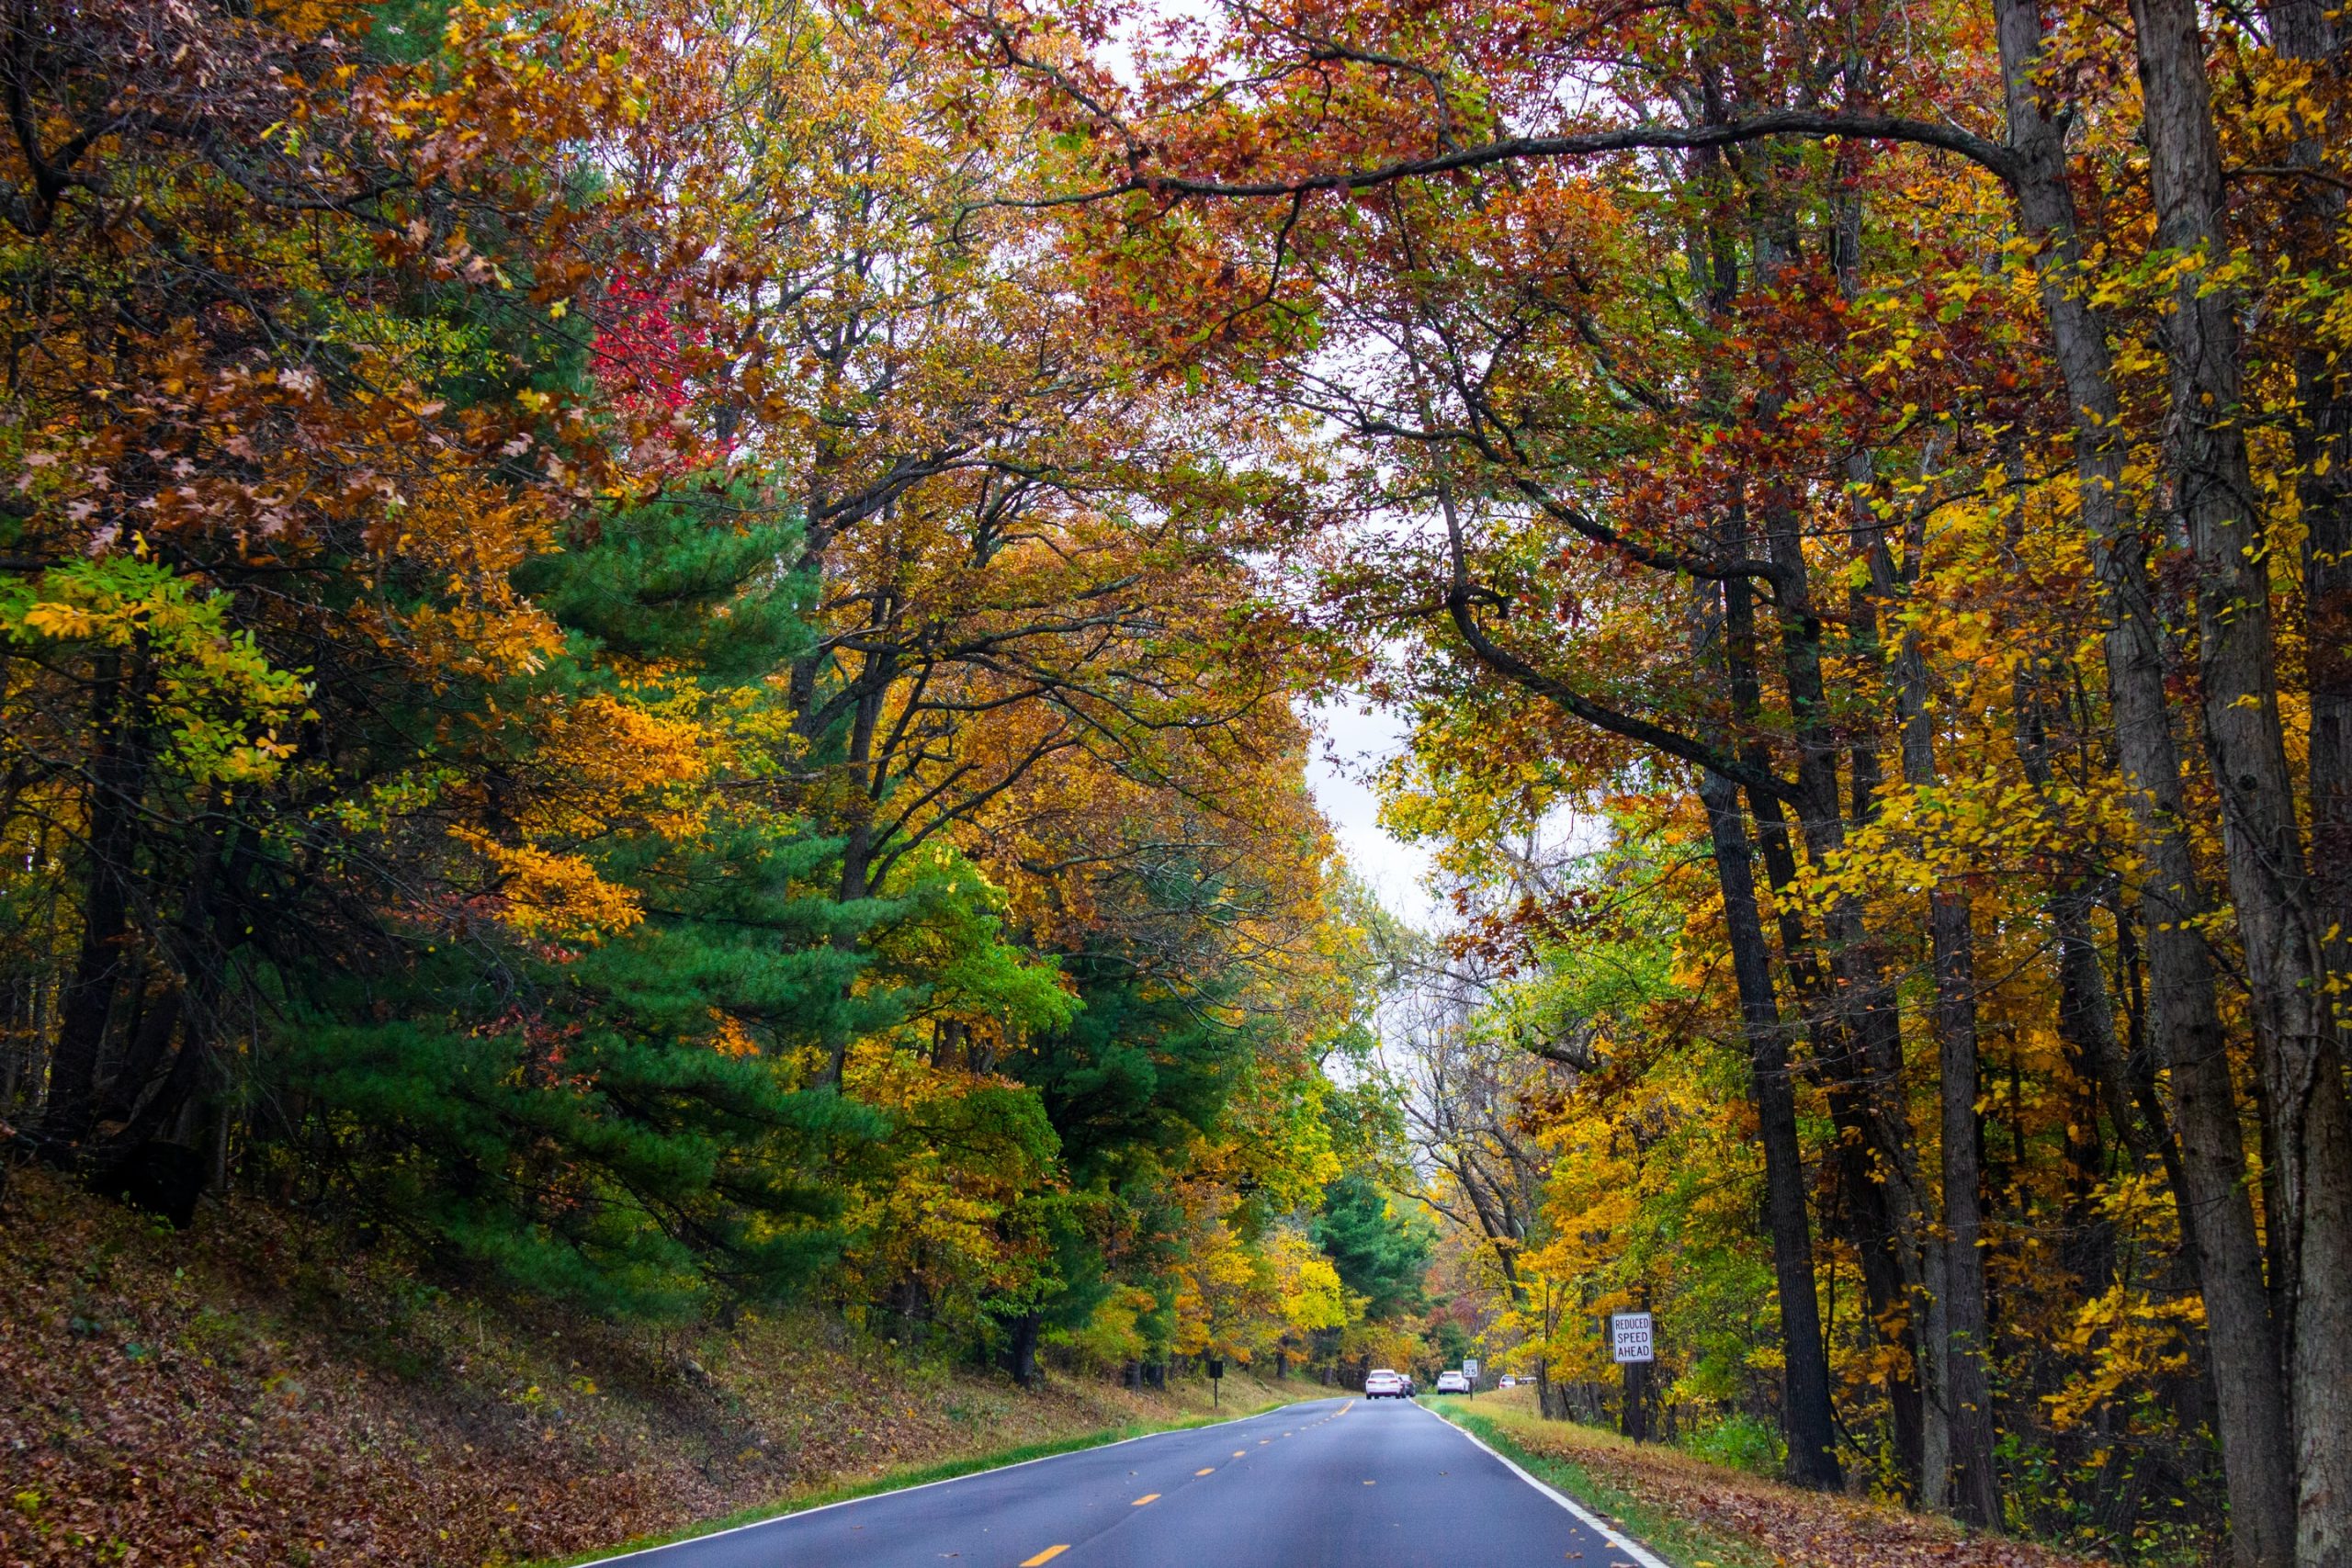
[1132,1493,1160,1506]
[1232,1450,1246,1457]
[1020,1549,1069,1567]
[1195,1467,1216,1475]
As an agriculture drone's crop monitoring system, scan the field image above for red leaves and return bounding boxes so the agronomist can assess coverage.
[591,276,702,419]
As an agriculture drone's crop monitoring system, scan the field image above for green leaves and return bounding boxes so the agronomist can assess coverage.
[1309,1173,1432,1323]
[0,558,307,785]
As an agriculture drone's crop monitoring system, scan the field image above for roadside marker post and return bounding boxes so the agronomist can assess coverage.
[1611,1313,1655,1442]
[1206,1355,1224,1408]
[1463,1357,1478,1399]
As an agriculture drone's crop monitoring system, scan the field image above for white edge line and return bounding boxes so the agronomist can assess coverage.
[573,1397,1334,1565]
[1419,1403,1677,1568]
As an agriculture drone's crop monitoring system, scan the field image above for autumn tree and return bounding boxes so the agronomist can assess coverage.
[960,0,2352,1553]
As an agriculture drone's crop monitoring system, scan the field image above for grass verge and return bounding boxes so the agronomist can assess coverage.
[536,1387,1322,1566]
[1421,1393,2100,1568]
[1419,1397,1777,1568]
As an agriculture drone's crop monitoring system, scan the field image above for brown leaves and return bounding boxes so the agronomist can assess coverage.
[0,1168,1269,1567]
[1475,1399,2109,1568]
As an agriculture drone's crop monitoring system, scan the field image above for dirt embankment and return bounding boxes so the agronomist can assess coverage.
[0,1170,1296,1566]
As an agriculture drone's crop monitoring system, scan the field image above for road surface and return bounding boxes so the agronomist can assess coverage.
[585,1395,1667,1568]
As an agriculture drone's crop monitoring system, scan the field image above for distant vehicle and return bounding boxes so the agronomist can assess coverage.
[1434,1370,1472,1394]
[1498,1375,1517,1388]
[1363,1368,1408,1399]
[1399,1373,1416,1395]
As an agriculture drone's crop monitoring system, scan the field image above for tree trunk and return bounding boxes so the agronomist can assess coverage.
[97,984,181,1128]
[42,652,145,1152]
[1867,493,2002,1526]
[1992,3,2299,1559]
[1622,1358,1651,1443]
[1001,1311,1042,1389]
[1698,766,1843,1489]
[2269,0,2352,1044]
[2128,6,2352,1559]
[821,661,891,1086]
[2014,671,2126,1294]
[1707,475,1926,1494]
[1746,485,1933,1498]
[1891,624,2001,1529]
[2271,17,2352,1562]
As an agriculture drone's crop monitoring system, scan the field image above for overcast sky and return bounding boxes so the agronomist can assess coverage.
[1301,697,1439,929]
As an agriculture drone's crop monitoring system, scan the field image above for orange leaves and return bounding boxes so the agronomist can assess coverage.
[448,829,645,943]
[707,1012,765,1057]
[523,693,711,839]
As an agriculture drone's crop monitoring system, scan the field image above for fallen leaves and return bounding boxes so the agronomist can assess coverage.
[0,1171,1272,1566]
[1472,1396,2109,1568]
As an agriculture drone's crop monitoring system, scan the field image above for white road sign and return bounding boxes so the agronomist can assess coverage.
[1611,1312,1655,1364]
[1462,1358,1479,1380]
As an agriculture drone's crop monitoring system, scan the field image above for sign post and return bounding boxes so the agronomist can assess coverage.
[1206,1355,1225,1407]
[1610,1313,1655,1442]
[1462,1357,1478,1399]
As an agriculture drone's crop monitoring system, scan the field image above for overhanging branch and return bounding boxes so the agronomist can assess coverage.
[991,108,2021,212]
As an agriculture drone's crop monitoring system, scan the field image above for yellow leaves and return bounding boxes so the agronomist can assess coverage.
[1054,1286,1163,1365]
[449,828,643,942]
[1168,1191,1330,1357]
[250,0,367,39]
[1269,1228,1350,1334]
[17,600,97,640]
[832,1055,1066,1312]
[2041,1285,2204,1433]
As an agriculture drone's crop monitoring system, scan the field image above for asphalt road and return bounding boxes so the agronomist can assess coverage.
[587,1395,1667,1568]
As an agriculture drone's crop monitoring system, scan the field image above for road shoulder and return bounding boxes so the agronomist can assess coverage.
[1418,1399,1681,1568]
[1425,1395,2109,1568]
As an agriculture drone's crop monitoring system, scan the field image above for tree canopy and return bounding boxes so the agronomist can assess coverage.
[6,0,2352,1563]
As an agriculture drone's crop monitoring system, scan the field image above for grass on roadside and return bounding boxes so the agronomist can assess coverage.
[1422,1393,2108,1568]
[1420,1396,1777,1568]
[535,1386,1325,1567]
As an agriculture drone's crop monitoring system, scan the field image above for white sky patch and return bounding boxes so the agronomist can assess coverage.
[1302,696,1439,929]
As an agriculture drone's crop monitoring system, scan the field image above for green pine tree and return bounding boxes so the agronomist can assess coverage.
[1311,1172,1433,1323]
[277,480,892,1319]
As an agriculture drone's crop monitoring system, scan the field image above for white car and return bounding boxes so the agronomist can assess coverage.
[1363,1368,1409,1399]
[1498,1375,1517,1388]
[1434,1370,1472,1394]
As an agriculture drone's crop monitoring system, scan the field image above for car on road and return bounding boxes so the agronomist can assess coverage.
[1434,1370,1472,1394]
[1498,1375,1517,1388]
[1363,1368,1409,1399]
